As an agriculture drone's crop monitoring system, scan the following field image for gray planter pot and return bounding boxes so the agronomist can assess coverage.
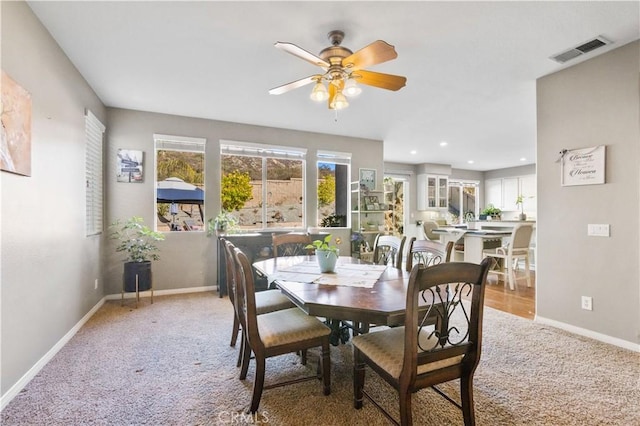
[123,261,152,292]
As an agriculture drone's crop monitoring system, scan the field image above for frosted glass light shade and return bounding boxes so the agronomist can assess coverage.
[310,82,329,102]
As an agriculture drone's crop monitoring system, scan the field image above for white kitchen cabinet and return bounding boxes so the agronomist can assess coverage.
[484,174,536,214]
[485,179,502,208]
[417,174,448,210]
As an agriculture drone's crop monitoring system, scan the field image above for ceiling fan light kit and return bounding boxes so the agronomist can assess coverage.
[269,30,406,111]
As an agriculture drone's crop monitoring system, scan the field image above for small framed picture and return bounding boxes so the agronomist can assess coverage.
[366,204,375,211]
[359,168,376,191]
[117,149,144,183]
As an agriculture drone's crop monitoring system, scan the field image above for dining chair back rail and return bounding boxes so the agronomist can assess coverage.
[232,247,331,413]
[353,259,492,426]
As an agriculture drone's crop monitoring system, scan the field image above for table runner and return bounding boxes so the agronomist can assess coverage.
[270,260,387,288]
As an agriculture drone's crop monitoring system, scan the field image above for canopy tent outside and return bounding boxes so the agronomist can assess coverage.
[156,177,204,223]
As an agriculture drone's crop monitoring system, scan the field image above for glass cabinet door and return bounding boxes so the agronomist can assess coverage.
[438,176,448,208]
[427,176,437,207]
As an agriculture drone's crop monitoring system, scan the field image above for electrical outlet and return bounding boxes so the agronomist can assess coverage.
[94,278,99,290]
[587,224,610,237]
[581,296,593,311]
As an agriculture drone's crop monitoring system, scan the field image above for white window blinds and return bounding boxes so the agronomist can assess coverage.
[85,110,105,236]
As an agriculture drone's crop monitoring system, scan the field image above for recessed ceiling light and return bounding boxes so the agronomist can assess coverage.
[410,150,417,155]
[520,157,527,162]
[439,141,448,147]
[467,160,474,164]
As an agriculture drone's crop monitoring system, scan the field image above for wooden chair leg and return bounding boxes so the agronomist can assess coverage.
[236,332,244,368]
[353,349,365,409]
[321,340,331,396]
[525,254,532,287]
[239,335,251,380]
[398,387,413,426]
[230,315,240,347]
[507,256,515,290]
[301,349,308,365]
[460,374,476,426]
[250,356,266,414]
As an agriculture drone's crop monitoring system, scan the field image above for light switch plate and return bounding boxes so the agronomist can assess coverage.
[587,224,610,237]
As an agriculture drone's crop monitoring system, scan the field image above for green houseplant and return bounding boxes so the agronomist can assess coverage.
[110,216,165,292]
[305,234,340,273]
[207,211,238,235]
[515,195,532,221]
[481,204,502,220]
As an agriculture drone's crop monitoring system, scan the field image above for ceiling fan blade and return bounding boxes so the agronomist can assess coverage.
[275,42,330,68]
[342,40,398,70]
[269,75,320,95]
[354,70,407,91]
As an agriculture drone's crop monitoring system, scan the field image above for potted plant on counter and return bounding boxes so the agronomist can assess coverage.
[516,195,533,221]
[110,216,165,293]
[305,234,340,273]
[480,204,502,221]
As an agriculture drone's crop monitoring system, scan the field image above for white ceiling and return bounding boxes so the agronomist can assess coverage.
[28,1,639,171]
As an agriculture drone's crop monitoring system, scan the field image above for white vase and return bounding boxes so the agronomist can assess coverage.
[316,249,339,273]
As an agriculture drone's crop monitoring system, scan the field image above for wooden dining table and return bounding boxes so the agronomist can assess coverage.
[252,255,440,329]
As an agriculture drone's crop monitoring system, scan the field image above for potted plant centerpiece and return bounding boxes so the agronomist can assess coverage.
[306,234,340,273]
[110,216,165,292]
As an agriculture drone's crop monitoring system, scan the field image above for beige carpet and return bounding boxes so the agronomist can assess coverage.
[2,292,638,425]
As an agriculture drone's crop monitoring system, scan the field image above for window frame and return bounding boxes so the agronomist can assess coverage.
[316,150,351,228]
[154,134,207,232]
[448,179,480,224]
[221,140,307,231]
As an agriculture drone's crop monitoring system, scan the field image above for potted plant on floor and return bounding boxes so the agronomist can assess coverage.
[306,234,340,273]
[110,216,165,292]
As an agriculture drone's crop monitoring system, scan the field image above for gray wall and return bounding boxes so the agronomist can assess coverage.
[1,2,107,396]
[536,41,639,345]
[105,108,383,295]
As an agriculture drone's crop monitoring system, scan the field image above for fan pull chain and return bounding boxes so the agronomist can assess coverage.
[334,109,339,123]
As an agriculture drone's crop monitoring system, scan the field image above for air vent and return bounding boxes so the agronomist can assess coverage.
[550,36,612,64]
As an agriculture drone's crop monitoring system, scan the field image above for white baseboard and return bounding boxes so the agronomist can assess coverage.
[104,285,217,300]
[535,315,639,352]
[1,286,219,411]
[1,297,106,411]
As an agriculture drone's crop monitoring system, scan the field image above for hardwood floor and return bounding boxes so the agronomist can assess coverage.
[484,271,536,320]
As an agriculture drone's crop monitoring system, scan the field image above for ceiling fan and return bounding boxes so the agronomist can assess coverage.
[268,30,407,110]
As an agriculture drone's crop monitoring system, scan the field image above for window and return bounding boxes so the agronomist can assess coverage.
[448,180,478,224]
[85,110,105,236]
[155,134,206,232]
[221,141,306,231]
[317,150,350,228]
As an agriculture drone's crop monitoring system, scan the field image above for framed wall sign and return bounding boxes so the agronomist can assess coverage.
[561,145,606,186]
[116,149,144,183]
[359,168,376,191]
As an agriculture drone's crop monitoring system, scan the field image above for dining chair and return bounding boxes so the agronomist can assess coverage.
[372,234,406,269]
[221,239,294,366]
[482,223,533,290]
[406,238,453,272]
[232,246,332,414]
[422,220,441,242]
[272,232,313,257]
[353,259,492,426]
